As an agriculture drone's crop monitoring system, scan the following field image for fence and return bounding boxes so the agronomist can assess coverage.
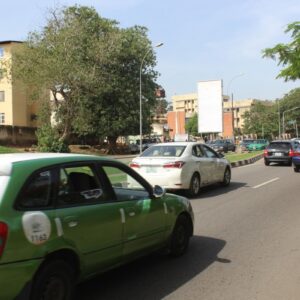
[0,125,37,146]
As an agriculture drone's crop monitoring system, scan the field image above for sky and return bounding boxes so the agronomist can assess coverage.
[1,0,300,102]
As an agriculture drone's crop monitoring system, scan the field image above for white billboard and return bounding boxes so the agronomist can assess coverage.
[197,80,223,133]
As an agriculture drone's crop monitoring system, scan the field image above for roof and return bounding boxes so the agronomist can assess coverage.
[0,40,23,45]
[0,153,103,176]
[149,142,200,147]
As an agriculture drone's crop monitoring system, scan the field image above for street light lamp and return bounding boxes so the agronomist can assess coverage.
[226,73,245,140]
[139,42,163,154]
[282,106,300,137]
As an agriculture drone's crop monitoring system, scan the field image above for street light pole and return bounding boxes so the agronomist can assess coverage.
[139,42,163,154]
[282,106,300,138]
[227,73,245,141]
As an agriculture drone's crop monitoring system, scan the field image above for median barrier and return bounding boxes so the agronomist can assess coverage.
[230,153,264,168]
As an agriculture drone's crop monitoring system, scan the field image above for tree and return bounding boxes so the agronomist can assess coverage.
[242,102,277,139]
[262,21,300,81]
[11,5,159,151]
[185,114,198,136]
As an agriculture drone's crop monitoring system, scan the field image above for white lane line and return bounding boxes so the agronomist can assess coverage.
[252,177,280,189]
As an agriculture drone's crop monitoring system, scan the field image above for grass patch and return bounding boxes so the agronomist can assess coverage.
[0,146,21,154]
[225,151,263,162]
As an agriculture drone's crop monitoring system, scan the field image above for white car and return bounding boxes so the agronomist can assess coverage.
[129,142,231,197]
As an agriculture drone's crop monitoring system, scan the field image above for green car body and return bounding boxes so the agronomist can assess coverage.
[247,139,269,151]
[0,153,194,299]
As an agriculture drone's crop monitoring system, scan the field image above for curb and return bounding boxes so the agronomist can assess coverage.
[230,153,264,168]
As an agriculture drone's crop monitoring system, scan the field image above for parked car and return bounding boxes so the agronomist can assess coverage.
[263,140,297,166]
[0,153,194,299]
[292,144,300,172]
[136,138,160,152]
[239,139,255,151]
[247,139,269,151]
[210,139,236,153]
[129,142,231,197]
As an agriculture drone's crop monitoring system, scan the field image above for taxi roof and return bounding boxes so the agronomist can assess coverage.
[0,153,101,176]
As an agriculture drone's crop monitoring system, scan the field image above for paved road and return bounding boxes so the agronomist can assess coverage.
[75,159,300,300]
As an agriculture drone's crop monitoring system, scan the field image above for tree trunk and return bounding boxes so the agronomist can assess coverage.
[107,136,118,154]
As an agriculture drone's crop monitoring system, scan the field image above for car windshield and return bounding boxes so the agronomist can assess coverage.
[241,139,254,144]
[268,142,291,149]
[213,140,225,145]
[141,145,186,157]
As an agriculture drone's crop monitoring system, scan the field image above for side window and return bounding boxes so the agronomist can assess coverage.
[202,145,218,158]
[192,145,204,157]
[102,166,149,201]
[18,170,53,209]
[57,165,104,206]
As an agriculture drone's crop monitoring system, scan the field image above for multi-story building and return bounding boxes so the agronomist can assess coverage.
[171,92,266,137]
[0,40,37,127]
[0,41,37,144]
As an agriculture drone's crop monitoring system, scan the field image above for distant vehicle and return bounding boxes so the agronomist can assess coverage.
[210,139,236,153]
[239,139,255,151]
[136,138,160,152]
[0,153,193,299]
[130,142,231,197]
[247,139,269,151]
[263,140,297,166]
[292,144,300,172]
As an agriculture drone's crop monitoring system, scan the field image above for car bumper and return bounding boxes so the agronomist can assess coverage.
[137,169,189,190]
[292,157,300,166]
[265,156,291,163]
[0,258,42,299]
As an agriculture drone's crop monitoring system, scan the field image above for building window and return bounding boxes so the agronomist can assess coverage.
[0,48,3,58]
[0,113,5,124]
[0,91,4,102]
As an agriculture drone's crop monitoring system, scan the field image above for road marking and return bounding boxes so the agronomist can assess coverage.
[252,177,279,189]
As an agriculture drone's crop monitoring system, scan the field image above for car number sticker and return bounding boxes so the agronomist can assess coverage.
[22,211,51,245]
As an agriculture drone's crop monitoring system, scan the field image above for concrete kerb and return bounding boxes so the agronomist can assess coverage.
[230,153,264,168]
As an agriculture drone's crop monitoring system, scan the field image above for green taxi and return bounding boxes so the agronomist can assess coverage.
[247,139,269,151]
[0,153,194,299]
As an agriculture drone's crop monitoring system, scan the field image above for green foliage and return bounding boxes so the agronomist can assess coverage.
[12,5,160,147]
[262,21,300,81]
[36,124,69,153]
[185,114,198,136]
[242,101,277,139]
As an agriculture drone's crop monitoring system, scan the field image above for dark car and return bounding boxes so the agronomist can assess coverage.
[263,140,297,166]
[136,138,160,152]
[292,144,300,172]
[210,139,236,153]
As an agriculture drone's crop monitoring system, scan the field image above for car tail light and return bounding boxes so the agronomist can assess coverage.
[289,149,295,157]
[263,149,268,156]
[163,161,185,168]
[292,151,300,157]
[129,162,140,168]
[0,222,8,258]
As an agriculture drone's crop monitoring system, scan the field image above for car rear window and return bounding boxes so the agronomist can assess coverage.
[268,142,291,149]
[141,145,186,157]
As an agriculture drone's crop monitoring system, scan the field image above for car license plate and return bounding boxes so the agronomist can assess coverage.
[274,152,282,156]
[145,167,157,173]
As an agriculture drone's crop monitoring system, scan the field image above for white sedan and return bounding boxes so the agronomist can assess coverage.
[129,142,231,197]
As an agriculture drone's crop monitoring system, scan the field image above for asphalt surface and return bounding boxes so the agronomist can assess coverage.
[75,159,300,300]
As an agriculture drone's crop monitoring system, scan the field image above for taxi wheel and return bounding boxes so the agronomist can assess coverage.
[187,173,200,197]
[169,215,190,257]
[31,260,75,300]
